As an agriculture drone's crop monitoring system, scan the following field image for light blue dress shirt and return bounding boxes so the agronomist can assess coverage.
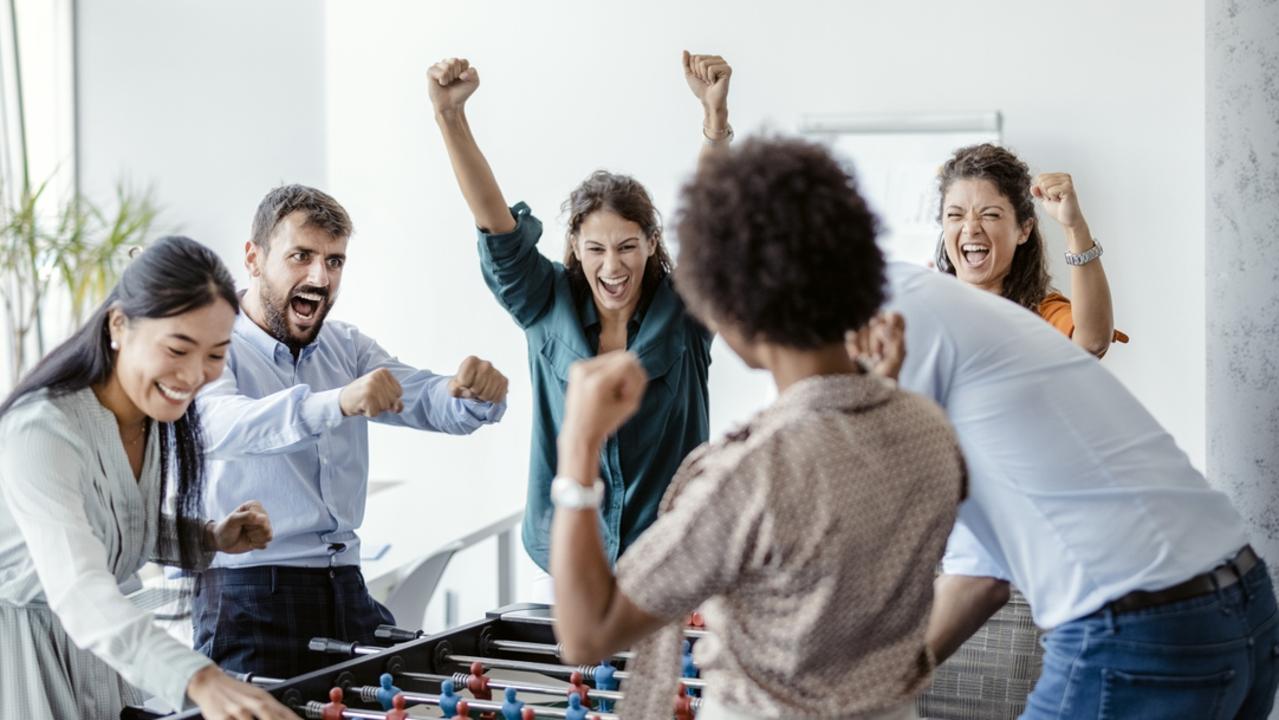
[198,312,505,569]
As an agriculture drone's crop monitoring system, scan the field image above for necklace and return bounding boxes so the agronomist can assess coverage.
[120,421,149,447]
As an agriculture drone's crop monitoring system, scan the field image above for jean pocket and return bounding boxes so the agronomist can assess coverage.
[1099,667,1235,720]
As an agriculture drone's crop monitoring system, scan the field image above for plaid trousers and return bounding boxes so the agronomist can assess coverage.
[192,565,395,680]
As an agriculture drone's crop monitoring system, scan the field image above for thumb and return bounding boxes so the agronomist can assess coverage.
[682,49,692,74]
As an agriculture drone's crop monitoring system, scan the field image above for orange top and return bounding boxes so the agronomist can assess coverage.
[1038,292,1130,344]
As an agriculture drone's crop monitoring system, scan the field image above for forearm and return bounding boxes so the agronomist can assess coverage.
[926,574,1011,664]
[199,386,342,458]
[697,104,731,166]
[434,108,517,233]
[550,435,628,662]
[1064,222,1114,356]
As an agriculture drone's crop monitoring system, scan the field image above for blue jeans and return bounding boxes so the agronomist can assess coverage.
[1023,560,1279,719]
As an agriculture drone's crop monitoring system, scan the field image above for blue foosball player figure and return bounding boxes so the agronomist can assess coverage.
[500,686,525,720]
[682,639,700,696]
[565,692,588,720]
[594,660,618,712]
[439,678,461,717]
[377,672,403,710]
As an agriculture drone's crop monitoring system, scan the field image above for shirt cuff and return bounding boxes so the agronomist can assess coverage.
[477,203,540,262]
[152,643,216,712]
[302,387,346,433]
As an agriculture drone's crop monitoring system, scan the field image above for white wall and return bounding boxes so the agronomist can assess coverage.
[74,0,1210,627]
[77,0,327,264]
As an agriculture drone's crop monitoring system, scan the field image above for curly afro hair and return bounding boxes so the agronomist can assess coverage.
[673,135,885,348]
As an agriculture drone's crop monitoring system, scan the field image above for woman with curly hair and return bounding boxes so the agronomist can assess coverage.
[427,52,732,587]
[936,144,1127,357]
[550,136,966,720]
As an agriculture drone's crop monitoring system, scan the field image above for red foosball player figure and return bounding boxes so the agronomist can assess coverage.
[385,693,409,720]
[322,687,347,720]
[467,661,496,719]
[453,699,471,719]
[521,708,535,720]
[674,682,694,720]
[567,670,593,709]
[686,611,705,628]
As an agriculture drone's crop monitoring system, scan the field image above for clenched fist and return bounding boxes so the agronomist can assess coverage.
[846,312,907,382]
[448,355,508,404]
[683,50,732,117]
[340,368,404,417]
[428,57,480,114]
[561,351,648,447]
[1031,172,1088,233]
[209,500,273,555]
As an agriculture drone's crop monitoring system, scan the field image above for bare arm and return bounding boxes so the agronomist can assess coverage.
[926,573,1011,664]
[551,353,665,664]
[683,51,733,165]
[1033,173,1114,356]
[428,58,516,234]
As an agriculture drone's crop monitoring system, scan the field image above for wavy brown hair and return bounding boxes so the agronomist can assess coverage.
[935,143,1051,310]
[561,171,673,300]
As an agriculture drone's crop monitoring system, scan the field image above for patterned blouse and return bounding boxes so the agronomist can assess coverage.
[615,373,965,718]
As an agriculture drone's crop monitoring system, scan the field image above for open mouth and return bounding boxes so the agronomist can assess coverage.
[597,275,630,301]
[289,290,326,325]
[156,381,193,405]
[960,243,991,269]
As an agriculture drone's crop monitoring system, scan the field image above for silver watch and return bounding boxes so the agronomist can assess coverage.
[551,476,605,510]
[1064,239,1103,266]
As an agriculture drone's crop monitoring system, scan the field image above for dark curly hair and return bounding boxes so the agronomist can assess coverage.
[674,135,885,347]
[561,170,674,301]
[935,143,1051,310]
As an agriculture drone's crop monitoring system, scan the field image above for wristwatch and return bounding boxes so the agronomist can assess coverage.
[551,476,605,510]
[1065,239,1103,266]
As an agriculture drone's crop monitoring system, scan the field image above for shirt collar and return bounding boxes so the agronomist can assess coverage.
[754,372,895,430]
[577,283,648,332]
[234,311,322,363]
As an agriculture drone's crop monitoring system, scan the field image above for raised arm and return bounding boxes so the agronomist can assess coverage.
[683,51,733,164]
[1032,173,1115,357]
[428,57,517,234]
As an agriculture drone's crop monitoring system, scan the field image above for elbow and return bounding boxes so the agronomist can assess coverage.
[1075,333,1112,359]
[981,577,1012,611]
[559,638,600,666]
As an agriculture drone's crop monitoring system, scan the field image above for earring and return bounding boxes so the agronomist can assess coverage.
[110,340,119,351]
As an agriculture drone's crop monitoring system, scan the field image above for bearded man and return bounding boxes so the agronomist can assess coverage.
[192,185,509,678]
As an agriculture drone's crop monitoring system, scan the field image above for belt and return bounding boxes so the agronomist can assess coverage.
[1107,545,1259,614]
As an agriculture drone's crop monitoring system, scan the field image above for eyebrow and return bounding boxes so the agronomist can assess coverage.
[168,333,232,347]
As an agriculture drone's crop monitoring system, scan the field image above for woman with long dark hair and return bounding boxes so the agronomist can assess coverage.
[427,52,733,590]
[934,144,1127,357]
[0,236,296,718]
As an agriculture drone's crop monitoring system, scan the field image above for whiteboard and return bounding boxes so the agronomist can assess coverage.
[801,112,1002,267]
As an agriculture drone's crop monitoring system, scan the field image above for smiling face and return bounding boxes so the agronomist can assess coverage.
[941,178,1033,294]
[108,297,236,423]
[246,210,348,350]
[574,209,656,315]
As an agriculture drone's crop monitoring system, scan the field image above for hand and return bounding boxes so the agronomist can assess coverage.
[846,312,906,381]
[683,50,732,122]
[186,665,298,719]
[427,57,480,114]
[1031,172,1087,233]
[340,368,404,417]
[561,351,648,448]
[448,355,509,403]
[211,501,273,554]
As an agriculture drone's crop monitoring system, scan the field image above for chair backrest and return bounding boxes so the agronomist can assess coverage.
[383,540,465,632]
[916,588,1044,720]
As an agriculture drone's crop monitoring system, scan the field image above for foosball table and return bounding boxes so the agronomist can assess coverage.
[137,603,707,720]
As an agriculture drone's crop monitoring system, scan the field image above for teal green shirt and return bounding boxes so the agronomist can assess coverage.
[478,203,712,571]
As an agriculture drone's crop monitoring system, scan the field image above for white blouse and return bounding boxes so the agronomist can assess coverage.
[0,388,213,710]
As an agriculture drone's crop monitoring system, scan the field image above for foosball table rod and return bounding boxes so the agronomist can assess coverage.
[298,690,621,719]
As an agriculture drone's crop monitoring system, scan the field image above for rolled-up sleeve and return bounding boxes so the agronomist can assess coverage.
[477,202,558,329]
[941,517,1010,581]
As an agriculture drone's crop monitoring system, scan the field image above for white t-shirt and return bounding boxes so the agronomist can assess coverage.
[886,262,1249,628]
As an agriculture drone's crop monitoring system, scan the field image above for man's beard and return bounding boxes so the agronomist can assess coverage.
[260,283,331,353]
